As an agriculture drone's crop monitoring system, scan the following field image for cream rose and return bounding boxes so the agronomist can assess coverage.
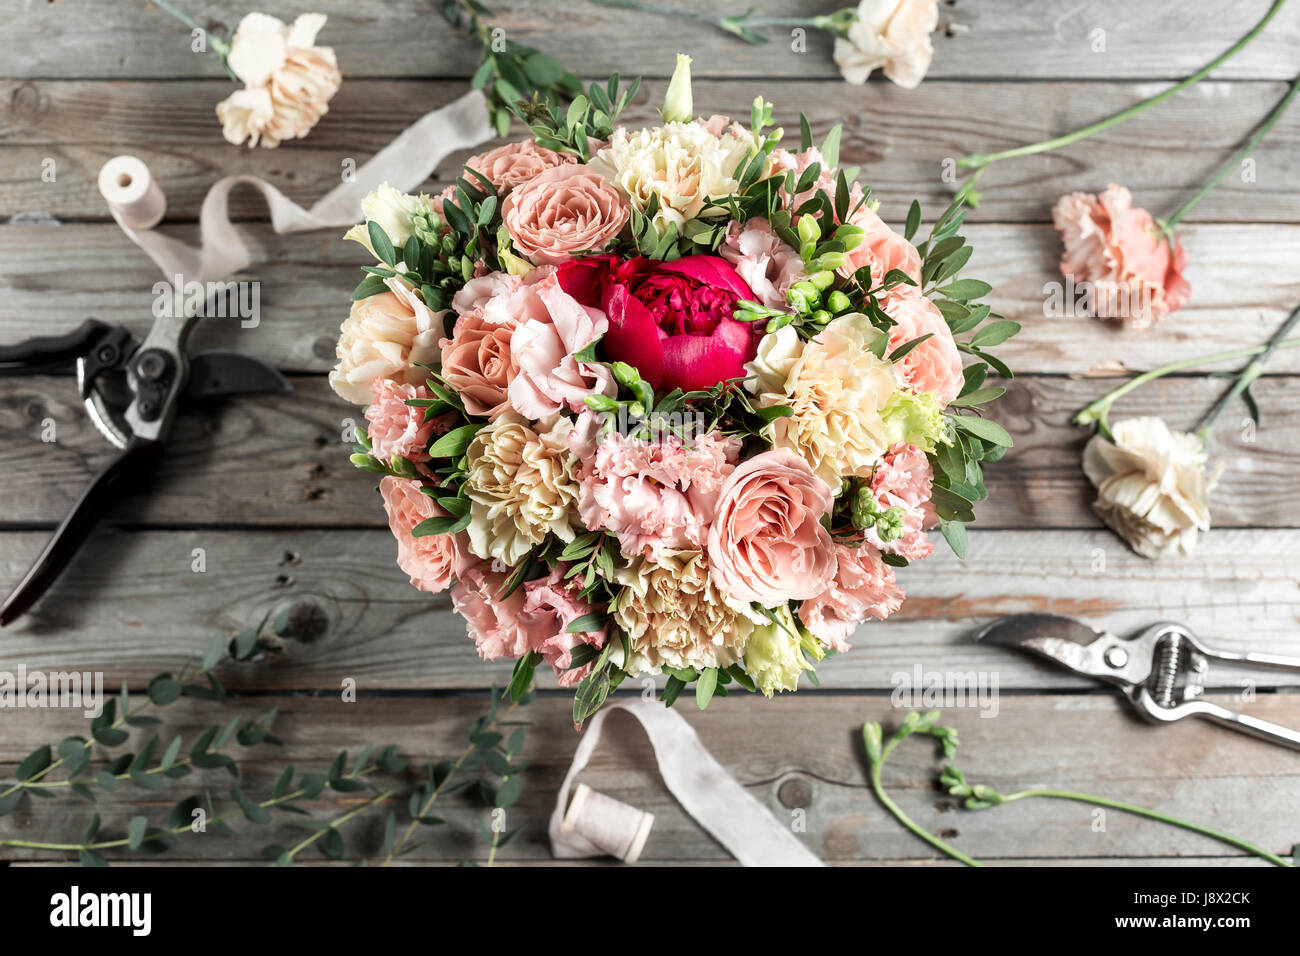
[329,278,443,404]
[1082,417,1214,558]
[464,414,579,565]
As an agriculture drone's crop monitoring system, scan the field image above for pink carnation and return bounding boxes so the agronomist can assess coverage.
[798,544,905,652]
[379,476,473,594]
[719,217,807,310]
[366,379,438,464]
[577,431,740,559]
[769,146,837,211]
[865,442,937,560]
[466,140,578,193]
[521,569,608,687]
[451,563,531,661]
[507,267,617,419]
[883,289,964,406]
[1052,184,1190,328]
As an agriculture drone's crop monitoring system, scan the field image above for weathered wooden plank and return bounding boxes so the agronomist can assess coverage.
[4,78,1299,223]
[4,0,1298,81]
[2,223,1298,375]
[1,528,1296,691]
[2,694,1296,863]
[1,374,1296,529]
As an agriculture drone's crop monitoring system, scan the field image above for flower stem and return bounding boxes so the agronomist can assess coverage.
[588,0,848,43]
[958,0,1291,171]
[282,790,394,864]
[1195,302,1300,441]
[998,789,1292,866]
[149,0,229,57]
[869,758,984,866]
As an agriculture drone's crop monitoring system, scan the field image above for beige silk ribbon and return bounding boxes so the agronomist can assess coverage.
[105,89,494,282]
[549,699,825,866]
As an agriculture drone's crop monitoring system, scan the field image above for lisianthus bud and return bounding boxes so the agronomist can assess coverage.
[743,606,808,698]
[661,53,694,123]
[343,183,439,255]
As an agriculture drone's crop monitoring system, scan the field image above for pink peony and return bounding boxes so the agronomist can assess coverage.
[798,544,905,652]
[864,442,937,560]
[882,288,964,406]
[719,217,808,310]
[577,431,740,559]
[465,141,578,193]
[379,476,473,595]
[366,379,438,464]
[451,563,531,661]
[707,448,838,606]
[556,254,761,393]
[501,164,629,265]
[840,198,922,288]
[506,268,617,419]
[520,569,608,687]
[1052,184,1190,328]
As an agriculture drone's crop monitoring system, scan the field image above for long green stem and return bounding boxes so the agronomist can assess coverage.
[1195,302,1300,440]
[999,789,1292,866]
[1165,73,1300,231]
[589,0,846,41]
[869,758,984,866]
[283,790,394,863]
[149,0,229,56]
[958,0,1291,170]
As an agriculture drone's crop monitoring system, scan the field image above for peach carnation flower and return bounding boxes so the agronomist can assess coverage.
[464,414,579,565]
[501,164,629,266]
[798,544,905,652]
[452,564,531,661]
[329,278,443,404]
[466,141,578,193]
[521,569,608,687]
[883,289,964,406]
[863,442,938,560]
[707,448,838,606]
[365,379,438,464]
[1052,184,1190,329]
[614,548,759,675]
[216,13,341,148]
[577,431,739,559]
[379,477,473,595]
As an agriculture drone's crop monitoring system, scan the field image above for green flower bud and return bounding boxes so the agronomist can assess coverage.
[808,309,832,326]
[808,251,846,272]
[584,394,620,413]
[876,504,906,542]
[808,270,836,290]
[826,290,851,313]
[796,214,821,247]
[765,314,794,333]
[661,53,694,124]
[611,361,640,388]
[834,224,866,250]
[785,288,812,314]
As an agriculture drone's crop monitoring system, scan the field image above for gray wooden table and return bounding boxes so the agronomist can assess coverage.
[1,0,1298,865]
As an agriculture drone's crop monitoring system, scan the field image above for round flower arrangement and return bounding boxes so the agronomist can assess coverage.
[332,59,1017,721]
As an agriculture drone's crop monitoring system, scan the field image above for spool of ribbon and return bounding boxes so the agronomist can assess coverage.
[560,783,655,863]
[549,699,824,867]
[101,89,494,283]
[98,155,167,230]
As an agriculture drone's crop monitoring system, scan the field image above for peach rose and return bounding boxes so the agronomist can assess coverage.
[840,199,922,287]
[439,273,530,420]
[379,476,473,595]
[466,141,578,193]
[1052,184,1190,329]
[707,448,838,606]
[215,13,341,148]
[798,544,905,652]
[329,279,444,404]
[882,289,964,406]
[833,0,938,90]
[502,164,629,266]
[365,379,438,464]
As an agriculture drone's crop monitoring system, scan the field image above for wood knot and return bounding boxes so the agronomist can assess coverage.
[777,775,813,809]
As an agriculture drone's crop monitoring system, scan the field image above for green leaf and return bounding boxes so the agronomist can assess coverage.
[947,386,1006,407]
[202,633,227,671]
[940,520,969,558]
[368,221,397,267]
[820,124,842,170]
[427,423,481,459]
[937,278,993,301]
[79,849,107,867]
[495,776,522,808]
[888,333,933,363]
[147,675,183,706]
[573,669,611,725]
[952,415,1013,447]
[17,745,51,782]
[410,512,473,537]
[565,612,606,635]
[904,200,922,241]
[127,815,148,850]
[695,668,718,710]
[968,320,1021,348]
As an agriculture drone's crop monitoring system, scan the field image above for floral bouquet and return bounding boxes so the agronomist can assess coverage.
[330,57,1016,721]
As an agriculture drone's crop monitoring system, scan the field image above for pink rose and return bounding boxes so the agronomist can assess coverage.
[366,379,438,464]
[864,442,937,560]
[1052,184,1190,328]
[507,268,617,419]
[441,272,529,419]
[840,198,922,287]
[466,141,578,193]
[707,448,838,606]
[577,431,740,559]
[501,164,629,266]
[520,569,608,687]
[798,544,905,652]
[719,217,808,310]
[883,289,964,406]
[379,476,473,595]
[556,254,761,393]
[451,563,531,661]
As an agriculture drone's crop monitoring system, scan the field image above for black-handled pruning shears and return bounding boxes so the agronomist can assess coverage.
[0,301,290,625]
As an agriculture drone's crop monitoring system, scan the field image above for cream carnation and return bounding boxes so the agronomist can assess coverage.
[464,414,579,565]
[1082,417,1213,558]
[614,548,758,675]
[329,278,443,404]
[833,0,938,90]
[589,121,757,235]
[750,312,899,486]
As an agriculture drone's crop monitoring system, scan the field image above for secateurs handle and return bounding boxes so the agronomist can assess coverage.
[0,319,111,373]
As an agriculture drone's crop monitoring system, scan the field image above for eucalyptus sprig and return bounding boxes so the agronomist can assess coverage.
[865,710,1294,867]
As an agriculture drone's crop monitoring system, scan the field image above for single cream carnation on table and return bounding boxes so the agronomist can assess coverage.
[331,57,1017,720]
